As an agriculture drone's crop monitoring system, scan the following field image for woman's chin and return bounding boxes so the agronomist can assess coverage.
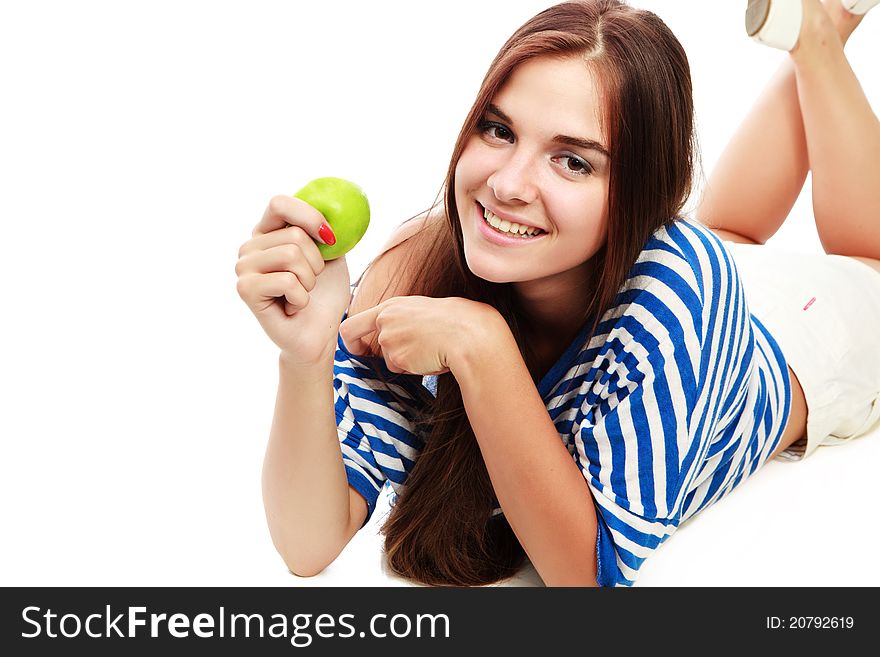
[464,253,516,284]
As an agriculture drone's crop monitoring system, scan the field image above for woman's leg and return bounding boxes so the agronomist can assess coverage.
[698,0,863,246]
[792,0,880,258]
[698,58,807,244]
[704,2,880,461]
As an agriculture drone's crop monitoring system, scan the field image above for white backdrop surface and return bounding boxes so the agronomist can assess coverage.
[1,0,878,586]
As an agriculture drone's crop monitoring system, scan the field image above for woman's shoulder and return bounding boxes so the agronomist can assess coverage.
[348,203,445,318]
[609,217,746,355]
[375,202,445,254]
[630,218,734,297]
[640,218,727,265]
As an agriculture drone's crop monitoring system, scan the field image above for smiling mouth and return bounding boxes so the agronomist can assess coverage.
[478,203,546,238]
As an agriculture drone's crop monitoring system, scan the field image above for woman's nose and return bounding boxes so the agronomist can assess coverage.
[486,153,539,204]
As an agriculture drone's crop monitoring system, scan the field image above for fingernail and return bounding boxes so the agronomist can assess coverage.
[318,222,336,246]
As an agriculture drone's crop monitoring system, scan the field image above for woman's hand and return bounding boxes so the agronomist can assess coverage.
[339,296,502,376]
[236,196,352,366]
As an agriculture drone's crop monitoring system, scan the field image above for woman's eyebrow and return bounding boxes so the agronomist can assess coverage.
[486,103,610,158]
[553,134,610,158]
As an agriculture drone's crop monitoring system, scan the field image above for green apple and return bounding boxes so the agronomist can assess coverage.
[293,177,370,261]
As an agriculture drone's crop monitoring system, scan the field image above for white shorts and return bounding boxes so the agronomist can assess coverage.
[724,242,880,460]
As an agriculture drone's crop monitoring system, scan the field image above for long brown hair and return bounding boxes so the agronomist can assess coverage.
[363,0,696,586]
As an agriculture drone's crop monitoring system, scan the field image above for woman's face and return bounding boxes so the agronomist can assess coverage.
[454,54,610,288]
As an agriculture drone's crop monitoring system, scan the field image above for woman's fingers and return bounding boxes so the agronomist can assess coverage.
[234,196,353,357]
[235,243,318,292]
[383,352,404,374]
[237,272,309,312]
[253,195,331,243]
[238,225,325,277]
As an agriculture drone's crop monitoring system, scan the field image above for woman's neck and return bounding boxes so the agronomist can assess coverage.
[513,262,596,346]
[512,264,597,377]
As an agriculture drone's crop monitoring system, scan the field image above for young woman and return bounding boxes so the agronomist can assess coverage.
[235,0,880,587]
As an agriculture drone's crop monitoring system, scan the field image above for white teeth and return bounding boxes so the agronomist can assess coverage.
[482,207,542,238]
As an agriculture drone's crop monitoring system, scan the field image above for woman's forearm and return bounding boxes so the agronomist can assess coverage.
[450,322,600,586]
[261,353,355,576]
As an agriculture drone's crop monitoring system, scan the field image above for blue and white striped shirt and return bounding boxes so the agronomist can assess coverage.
[333,219,791,587]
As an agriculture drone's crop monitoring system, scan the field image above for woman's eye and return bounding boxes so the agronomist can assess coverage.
[478,121,513,143]
[555,155,593,176]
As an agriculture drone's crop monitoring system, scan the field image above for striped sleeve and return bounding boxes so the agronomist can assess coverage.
[333,327,425,527]
[576,291,702,587]
[570,221,744,587]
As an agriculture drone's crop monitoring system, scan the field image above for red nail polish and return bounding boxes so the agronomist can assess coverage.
[318,222,336,246]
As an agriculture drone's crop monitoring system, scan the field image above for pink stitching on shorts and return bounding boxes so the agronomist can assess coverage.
[803,297,816,311]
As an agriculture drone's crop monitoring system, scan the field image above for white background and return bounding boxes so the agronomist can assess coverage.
[1,0,878,586]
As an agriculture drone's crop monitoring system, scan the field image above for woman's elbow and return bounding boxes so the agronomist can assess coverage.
[281,549,334,578]
[287,561,328,578]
